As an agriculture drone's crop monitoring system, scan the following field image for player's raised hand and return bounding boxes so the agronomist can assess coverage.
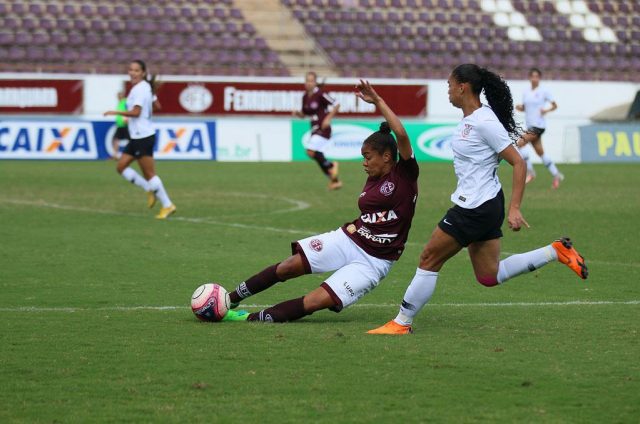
[355,80,380,104]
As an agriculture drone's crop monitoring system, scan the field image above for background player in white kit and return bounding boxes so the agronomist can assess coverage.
[221,81,419,323]
[515,68,563,188]
[368,64,588,335]
[104,60,176,219]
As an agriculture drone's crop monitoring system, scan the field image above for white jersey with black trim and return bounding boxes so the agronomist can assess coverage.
[126,80,155,139]
[450,105,513,209]
[522,85,554,129]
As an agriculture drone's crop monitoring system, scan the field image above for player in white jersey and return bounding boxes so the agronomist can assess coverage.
[104,60,176,219]
[515,68,563,188]
[368,64,588,335]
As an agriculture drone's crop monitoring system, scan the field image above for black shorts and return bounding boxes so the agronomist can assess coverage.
[114,126,130,140]
[438,190,505,247]
[526,127,545,137]
[122,134,155,158]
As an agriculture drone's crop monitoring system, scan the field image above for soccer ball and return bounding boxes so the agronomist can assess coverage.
[191,283,230,322]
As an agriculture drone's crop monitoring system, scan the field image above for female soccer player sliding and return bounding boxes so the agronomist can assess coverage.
[367,64,588,335]
[222,81,419,322]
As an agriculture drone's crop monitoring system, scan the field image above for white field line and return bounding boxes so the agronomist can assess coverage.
[1,300,639,313]
[0,197,314,235]
[1,197,638,268]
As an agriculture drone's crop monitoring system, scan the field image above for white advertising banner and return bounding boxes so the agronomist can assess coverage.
[216,119,291,161]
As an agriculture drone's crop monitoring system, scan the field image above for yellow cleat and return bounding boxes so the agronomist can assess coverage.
[147,191,157,208]
[328,180,343,190]
[155,204,176,220]
[551,237,588,279]
[366,320,413,335]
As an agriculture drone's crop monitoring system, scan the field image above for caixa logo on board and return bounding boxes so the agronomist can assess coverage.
[0,121,97,159]
[416,126,455,161]
[153,123,214,160]
[302,124,373,160]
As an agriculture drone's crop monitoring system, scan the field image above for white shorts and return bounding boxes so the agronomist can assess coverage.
[293,228,393,310]
[305,134,331,152]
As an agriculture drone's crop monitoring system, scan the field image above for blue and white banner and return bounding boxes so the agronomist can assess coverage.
[0,121,98,159]
[0,120,217,160]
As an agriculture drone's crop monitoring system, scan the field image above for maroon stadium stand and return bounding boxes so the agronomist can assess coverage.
[0,0,637,80]
[0,0,289,76]
[283,0,639,81]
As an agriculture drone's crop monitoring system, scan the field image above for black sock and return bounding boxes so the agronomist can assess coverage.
[229,263,283,303]
[247,297,308,322]
[313,152,333,176]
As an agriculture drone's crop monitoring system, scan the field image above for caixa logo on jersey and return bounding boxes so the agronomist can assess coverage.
[153,122,215,160]
[416,126,456,161]
[0,121,97,159]
[302,124,373,160]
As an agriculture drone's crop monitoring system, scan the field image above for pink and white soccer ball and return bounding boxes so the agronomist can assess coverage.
[191,283,230,322]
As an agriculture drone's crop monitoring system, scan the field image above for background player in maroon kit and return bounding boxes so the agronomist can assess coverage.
[224,80,418,322]
[293,71,342,190]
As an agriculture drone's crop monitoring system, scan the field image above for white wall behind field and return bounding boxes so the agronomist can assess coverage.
[2,73,639,163]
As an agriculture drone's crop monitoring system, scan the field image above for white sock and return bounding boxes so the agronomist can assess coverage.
[518,148,535,174]
[121,167,149,191]
[541,154,559,177]
[148,175,172,208]
[394,268,438,326]
[497,245,558,283]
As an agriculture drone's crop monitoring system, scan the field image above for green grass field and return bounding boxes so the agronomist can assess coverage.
[1,160,639,423]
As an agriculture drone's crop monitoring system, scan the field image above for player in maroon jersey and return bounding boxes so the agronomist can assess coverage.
[223,81,419,323]
[293,71,342,190]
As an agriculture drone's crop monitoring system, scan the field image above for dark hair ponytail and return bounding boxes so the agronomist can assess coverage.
[363,121,398,161]
[132,59,159,95]
[452,64,520,140]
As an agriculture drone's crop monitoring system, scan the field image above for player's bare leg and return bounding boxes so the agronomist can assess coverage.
[117,153,150,192]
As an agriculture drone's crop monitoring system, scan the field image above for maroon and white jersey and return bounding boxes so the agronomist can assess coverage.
[301,87,335,139]
[342,156,419,260]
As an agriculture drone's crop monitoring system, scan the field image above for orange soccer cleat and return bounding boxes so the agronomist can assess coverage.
[552,237,588,279]
[366,320,413,335]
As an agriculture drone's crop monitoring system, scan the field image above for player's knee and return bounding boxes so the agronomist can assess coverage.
[306,149,315,158]
[418,247,440,270]
[275,259,300,281]
[476,275,499,287]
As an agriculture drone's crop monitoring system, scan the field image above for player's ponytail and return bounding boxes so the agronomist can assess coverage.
[452,64,520,140]
[363,121,398,162]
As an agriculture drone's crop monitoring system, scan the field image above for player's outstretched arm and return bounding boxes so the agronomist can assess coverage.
[104,105,142,118]
[356,80,412,160]
[321,104,340,130]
